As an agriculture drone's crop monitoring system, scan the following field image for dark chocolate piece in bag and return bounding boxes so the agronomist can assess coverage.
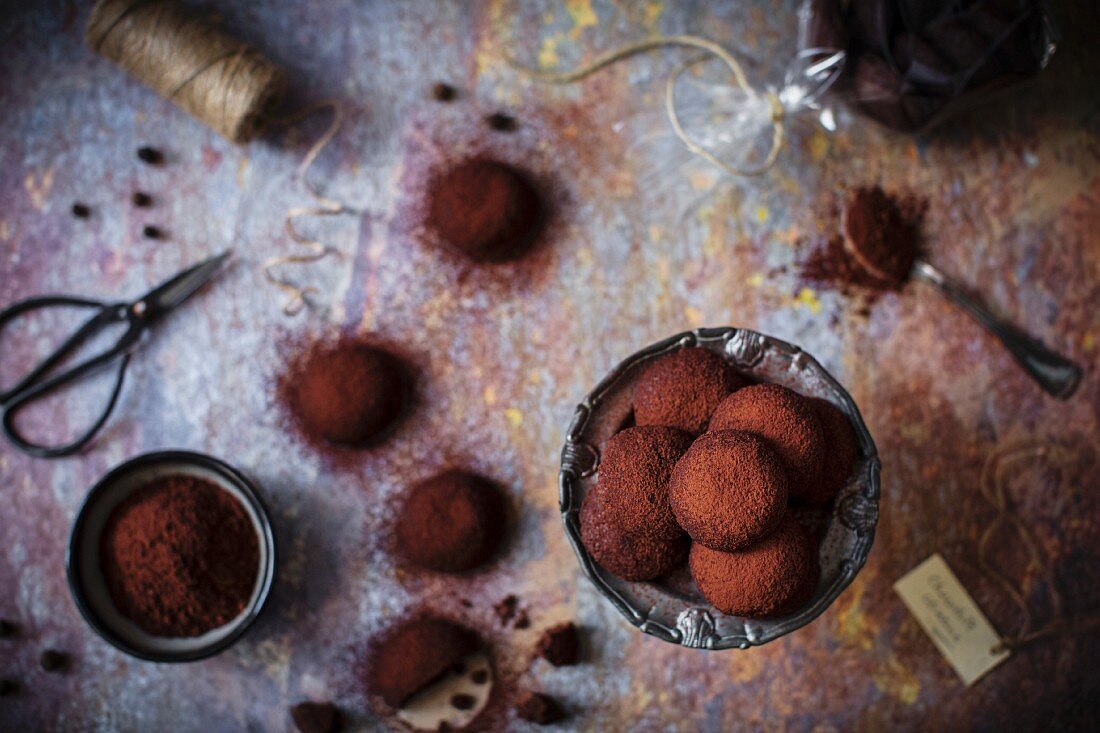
[806,0,848,50]
[851,0,896,51]
[924,17,1006,89]
[853,53,910,130]
[892,32,954,91]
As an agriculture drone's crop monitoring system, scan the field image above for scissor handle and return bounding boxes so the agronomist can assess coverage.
[2,353,130,458]
[0,296,137,458]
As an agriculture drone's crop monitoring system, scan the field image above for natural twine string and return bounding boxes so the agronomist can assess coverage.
[86,0,284,143]
[977,442,1100,653]
[261,102,349,316]
[511,35,785,177]
[86,0,348,315]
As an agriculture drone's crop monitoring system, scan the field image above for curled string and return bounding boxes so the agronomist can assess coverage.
[977,442,1100,653]
[261,101,349,316]
[510,35,785,177]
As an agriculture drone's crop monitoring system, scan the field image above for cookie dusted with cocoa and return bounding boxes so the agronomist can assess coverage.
[689,516,819,618]
[427,159,543,263]
[808,398,860,503]
[708,383,828,500]
[633,347,741,434]
[395,471,507,573]
[595,426,693,542]
[579,484,688,581]
[669,430,789,552]
[366,617,481,709]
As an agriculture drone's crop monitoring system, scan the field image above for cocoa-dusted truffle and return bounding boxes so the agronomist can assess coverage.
[595,426,693,542]
[669,430,789,552]
[689,517,819,618]
[808,398,860,504]
[426,159,543,263]
[708,383,828,499]
[367,617,481,709]
[633,347,741,434]
[395,471,507,573]
[579,484,688,581]
[284,338,409,447]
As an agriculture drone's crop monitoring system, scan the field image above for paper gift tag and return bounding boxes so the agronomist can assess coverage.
[894,553,1010,685]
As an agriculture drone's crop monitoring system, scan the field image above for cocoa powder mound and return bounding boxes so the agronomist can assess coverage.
[689,517,819,618]
[366,616,481,709]
[595,426,693,542]
[426,159,544,263]
[633,347,742,435]
[99,475,259,637]
[808,398,860,504]
[282,337,409,448]
[395,471,507,573]
[579,484,688,581]
[843,185,920,286]
[708,384,828,499]
[668,430,789,552]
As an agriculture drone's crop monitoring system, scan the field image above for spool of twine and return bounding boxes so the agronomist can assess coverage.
[86,0,284,143]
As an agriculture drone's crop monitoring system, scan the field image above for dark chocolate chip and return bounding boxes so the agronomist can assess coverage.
[71,203,90,218]
[39,649,68,673]
[137,146,163,165]
[516,691,565,725]
[0,619,15,638]
[450,694,476,711]
[142,225,162,239]
[290,701,342,733]
[431,82,457,102]
[486,113,517,132]
[513,609,530,629]
[0,679,17,696]
[471,669,489,685]
[131,192,153,207]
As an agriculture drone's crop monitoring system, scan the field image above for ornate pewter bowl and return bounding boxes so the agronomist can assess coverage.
[559,327,879,649]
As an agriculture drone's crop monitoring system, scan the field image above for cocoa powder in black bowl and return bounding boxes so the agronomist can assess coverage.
[67,451,276,662]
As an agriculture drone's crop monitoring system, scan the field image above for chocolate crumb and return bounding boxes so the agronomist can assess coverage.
[486,112,517,132]
[516,691,565,725]
[131,192,152,207]
[450,661,467,675]
[137,146,163,165]
[493,595,519,626]
[450,693,476,711]
[0,679,16,696]
[0,619,15,638]
[431,82,457,102]
[290,701,342,733]
[142,225,162,239]
[513,609,530,629]
[39,649,68,673]
[471,669,489,685]
[71,203,90,218]
[536,622,580,667]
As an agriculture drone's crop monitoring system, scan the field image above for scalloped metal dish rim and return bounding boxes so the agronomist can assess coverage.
[559,326,880,650]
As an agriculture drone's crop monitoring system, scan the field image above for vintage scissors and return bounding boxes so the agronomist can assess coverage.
[0,251,232,458]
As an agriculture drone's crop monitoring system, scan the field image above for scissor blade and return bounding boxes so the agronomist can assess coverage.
[139,250,232,317]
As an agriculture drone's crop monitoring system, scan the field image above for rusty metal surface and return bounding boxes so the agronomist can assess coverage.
[1,1,1098,731]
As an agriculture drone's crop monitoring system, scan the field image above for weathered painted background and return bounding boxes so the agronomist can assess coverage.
[1,1,1098,731]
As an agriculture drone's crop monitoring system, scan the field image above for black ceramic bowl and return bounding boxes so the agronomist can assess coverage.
[67,450,276,662]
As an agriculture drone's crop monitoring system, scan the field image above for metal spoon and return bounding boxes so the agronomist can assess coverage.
[910,260,1082,398]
